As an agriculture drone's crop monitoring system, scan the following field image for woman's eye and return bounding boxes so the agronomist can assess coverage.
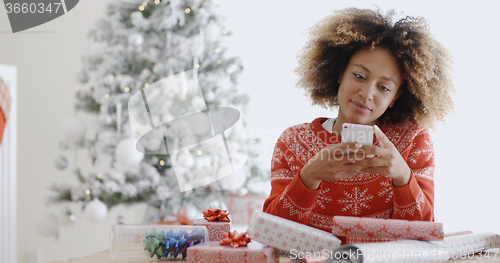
[380,85,391,92]
[353,73,365,80]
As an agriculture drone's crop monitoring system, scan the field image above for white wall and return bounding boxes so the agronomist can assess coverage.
[0,0,498,262]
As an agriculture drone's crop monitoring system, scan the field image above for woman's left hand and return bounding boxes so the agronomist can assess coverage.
[354,125,411,187]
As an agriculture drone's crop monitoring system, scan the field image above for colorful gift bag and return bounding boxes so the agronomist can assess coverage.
[193,219,231,242]
[186,241,279,263]
[247,209,341,253]
[331,216,444,241]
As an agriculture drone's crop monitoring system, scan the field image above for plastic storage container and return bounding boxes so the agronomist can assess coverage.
[110,224,209,260]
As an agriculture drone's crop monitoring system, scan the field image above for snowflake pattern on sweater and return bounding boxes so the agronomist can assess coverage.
[263,117,435,235]
[338,187,374,215]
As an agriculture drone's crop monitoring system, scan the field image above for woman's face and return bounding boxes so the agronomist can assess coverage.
[337,47,403,126]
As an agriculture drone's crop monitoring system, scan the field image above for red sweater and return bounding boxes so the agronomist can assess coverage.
[264,117,435,235]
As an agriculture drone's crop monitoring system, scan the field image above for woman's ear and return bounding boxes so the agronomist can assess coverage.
[337,72,344,84]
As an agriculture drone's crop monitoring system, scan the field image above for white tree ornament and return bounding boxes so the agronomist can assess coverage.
[204,20,221,42]
[36,212,60,237]
[76,69,89,84]
[176,151,194,167]
[84,198,108,223]
[115,138,145,166]
[187,112,210,135]
[54,155,68,169]
[62,116,86,142]
[104,73,115,86]
[128,32,144,47]
[98,113,113,127]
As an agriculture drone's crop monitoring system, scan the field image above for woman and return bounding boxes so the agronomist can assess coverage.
[263,7,454,240]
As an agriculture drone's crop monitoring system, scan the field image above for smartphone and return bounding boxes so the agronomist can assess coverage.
[341,123,373,146]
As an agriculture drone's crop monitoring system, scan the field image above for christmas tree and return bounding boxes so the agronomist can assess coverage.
[47,0,268,227]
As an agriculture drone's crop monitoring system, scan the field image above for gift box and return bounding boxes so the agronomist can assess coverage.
[246,209,341,253]
[345,236,397,244]
[193,218,231,242]
[343,231,474,245]
[331,216,444,241]
[109,224,208,260]
[186,241,279,263]
[329,232,500,263]
[440,232,500,259]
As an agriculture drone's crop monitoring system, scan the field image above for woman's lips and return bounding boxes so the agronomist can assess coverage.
[351,100,372,111]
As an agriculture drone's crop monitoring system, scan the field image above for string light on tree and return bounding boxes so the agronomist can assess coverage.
[215,47,222,53]
[222,29,228,34]
[155,0,160,4]
[197,150,202,155]
[185,8,191,13]
[124,87,130,92]
[217,59,222,64]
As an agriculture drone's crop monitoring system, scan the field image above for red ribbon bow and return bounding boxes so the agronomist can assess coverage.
[219,230,251,248]
[203,207,230,222]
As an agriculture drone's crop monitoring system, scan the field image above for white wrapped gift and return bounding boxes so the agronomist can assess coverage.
[247,209,341,253]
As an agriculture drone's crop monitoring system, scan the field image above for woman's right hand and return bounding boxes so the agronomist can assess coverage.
[299,142,366,190]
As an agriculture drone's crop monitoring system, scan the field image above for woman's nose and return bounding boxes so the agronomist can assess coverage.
[358,83,376,101]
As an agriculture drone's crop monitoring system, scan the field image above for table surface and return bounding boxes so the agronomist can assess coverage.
[69,247,500,262]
